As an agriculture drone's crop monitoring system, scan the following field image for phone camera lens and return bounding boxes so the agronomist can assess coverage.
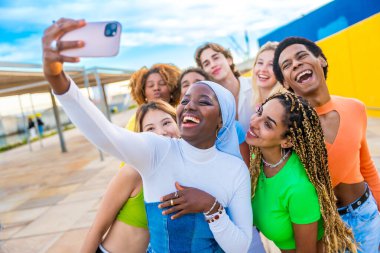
[105,22,118,37]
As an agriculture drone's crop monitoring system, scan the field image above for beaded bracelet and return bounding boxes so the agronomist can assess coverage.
[203,198,218,216]
[205,204,225,223]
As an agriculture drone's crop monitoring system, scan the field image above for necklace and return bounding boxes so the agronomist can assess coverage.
[262,150,291,168]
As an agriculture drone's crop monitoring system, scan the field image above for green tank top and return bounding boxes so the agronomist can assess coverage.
[116,187,148,228]
[251,152,324,250]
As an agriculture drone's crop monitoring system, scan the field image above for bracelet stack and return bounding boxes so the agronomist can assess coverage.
[203,198,218,216]
[204,203,225,223]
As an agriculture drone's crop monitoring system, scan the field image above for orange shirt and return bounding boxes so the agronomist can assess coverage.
[315,96,380,210]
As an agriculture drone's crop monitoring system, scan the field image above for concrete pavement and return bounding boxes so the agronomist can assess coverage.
[0,109,135,253]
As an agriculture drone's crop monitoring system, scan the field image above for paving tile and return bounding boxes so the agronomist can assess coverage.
[0,206,48,226]
[45,228,89,253]
[36,184,80,198]
[70,210,97,230]
[57,170,97,186]
[0,190,40,213]
[0,233,60,253]
[12,200,97,238]
[58,189,105,204]
[0,225,23,240]
[16,195,67,210]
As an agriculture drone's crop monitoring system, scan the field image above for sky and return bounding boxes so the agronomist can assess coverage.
[0,0,332,116]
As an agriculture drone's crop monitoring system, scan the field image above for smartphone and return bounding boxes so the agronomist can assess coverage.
[60,21,122,57]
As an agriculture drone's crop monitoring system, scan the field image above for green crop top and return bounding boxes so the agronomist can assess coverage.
[251,152,324,250]
[116,187,148,229]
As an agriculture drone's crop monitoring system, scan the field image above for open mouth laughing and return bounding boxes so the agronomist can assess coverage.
[295,70,313,84]
[182,115,200,127]
[258,74,270,82]
[247,128,258,138]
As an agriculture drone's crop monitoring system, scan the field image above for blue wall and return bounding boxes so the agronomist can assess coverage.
[258,0,380,45]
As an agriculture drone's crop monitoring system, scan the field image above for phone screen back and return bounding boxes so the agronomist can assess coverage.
[60,21,122,57]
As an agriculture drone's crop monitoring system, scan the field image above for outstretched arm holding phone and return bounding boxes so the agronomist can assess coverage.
[43,18,253,253]
[42,18,85,94]
[42,18,163,172]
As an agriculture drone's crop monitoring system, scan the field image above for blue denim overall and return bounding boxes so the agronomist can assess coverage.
[145,202,224,253]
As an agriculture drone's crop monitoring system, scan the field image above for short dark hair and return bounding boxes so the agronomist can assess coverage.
[273,37,328,84]
[178,67,210,87]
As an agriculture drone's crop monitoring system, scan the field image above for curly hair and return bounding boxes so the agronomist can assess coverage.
[134,100,177,132]
[129,63,181,106]
[249,92,356,253]
[194,42,240,79]
[273,37,328,85]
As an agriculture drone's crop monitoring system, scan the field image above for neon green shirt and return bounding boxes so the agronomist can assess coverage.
[116,187,148,228]
[251,152,324,250]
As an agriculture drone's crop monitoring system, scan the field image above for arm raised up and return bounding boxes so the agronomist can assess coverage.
[42,18,169,176]
[42,18,86,94]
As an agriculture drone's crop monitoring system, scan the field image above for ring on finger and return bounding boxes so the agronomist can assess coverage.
[174,191,179,198]
[50,40,59,51]
[170,199,174,206]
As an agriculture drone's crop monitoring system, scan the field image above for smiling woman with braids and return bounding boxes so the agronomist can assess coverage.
[247,92,357,253]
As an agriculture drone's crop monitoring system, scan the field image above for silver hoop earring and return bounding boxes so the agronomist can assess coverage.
[216,125,230,143]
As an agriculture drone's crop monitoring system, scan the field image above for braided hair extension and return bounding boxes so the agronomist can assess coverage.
[249,92,357,253]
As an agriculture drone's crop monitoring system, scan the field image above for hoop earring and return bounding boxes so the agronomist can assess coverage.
[216,125,230,143]
[216,131,221,143]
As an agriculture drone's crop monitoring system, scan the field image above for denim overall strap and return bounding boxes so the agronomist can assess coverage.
[145,202,224,253]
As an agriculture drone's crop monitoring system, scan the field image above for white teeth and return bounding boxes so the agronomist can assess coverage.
[249,129,258,137]
[258,74,269,79]
[296,70,312,82]
[183,116,200,124]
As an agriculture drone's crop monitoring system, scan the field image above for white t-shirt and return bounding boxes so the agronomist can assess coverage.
[238,76,255,133]
[56,79,252,253]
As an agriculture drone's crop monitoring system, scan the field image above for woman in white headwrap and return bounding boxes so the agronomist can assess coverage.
[42,18,252,253]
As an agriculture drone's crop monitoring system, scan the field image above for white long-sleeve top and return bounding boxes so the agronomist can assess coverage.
[237,76,255,133]
[56,79,252,253]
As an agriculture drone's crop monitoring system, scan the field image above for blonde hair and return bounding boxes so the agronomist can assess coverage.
[134,100,177,132]
[249,92,357,253]
[129,63,181,106]
[252,42,285,105]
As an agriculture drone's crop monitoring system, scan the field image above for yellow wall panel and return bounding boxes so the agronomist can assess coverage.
[317,13,380,117]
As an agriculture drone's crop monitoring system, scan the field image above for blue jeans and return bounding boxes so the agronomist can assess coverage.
[145,202,224,253]
[247,227,266,253]
[338,187,380,253]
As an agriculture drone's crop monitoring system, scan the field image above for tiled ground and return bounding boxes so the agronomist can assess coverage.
[0,108,379,253]
[0,109,134,253]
